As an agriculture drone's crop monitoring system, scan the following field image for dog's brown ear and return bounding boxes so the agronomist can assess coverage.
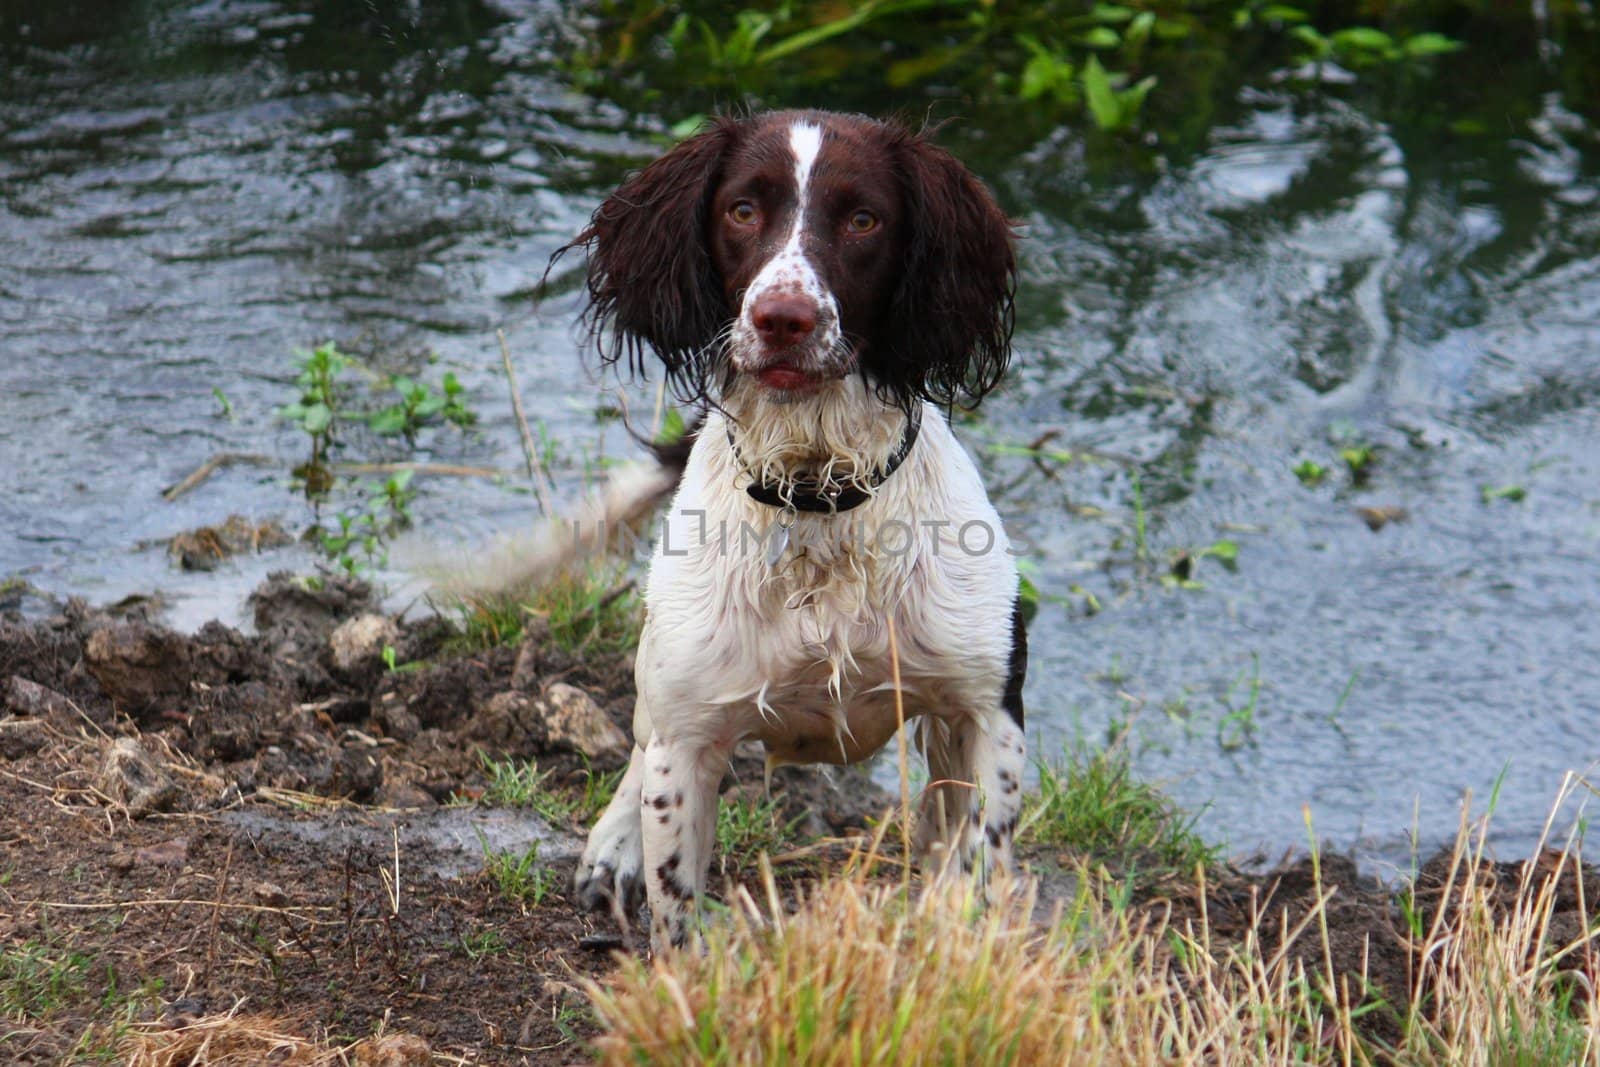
[560,118,741,401]
[873,130,1016,410]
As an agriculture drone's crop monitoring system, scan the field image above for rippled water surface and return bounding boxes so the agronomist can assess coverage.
[4,0,1599,866]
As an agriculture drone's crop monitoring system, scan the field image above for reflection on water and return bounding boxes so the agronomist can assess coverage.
[2,0,1598,865]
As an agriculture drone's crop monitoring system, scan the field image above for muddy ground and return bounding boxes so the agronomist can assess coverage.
[1,577,1595,1063]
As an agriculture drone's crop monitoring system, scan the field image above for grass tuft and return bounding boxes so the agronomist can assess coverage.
[455,562,641,655]
[475,754,621,828]
[1022,742,1220,885]
[478,834,561,908]
[587,779,1600,1065]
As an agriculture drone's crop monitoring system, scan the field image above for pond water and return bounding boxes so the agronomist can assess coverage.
[4,0,1598,869]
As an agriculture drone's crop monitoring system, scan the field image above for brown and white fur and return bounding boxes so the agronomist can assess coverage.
[560,110,1027,951]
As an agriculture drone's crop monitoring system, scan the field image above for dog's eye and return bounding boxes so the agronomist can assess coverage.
[728,201,759,226]
[847,209,879,234]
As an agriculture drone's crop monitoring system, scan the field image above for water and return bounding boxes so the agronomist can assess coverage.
[3,1,1598,869]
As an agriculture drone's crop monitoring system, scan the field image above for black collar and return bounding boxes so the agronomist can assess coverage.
[728,406,923,514]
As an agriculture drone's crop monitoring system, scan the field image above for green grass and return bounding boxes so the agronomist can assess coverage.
[476,755,621,828]
[1021,743,1219,884]
[1,940,91,1021]
[479,838,561,908]
[455,563,642,656]
[1,938,165,1063]
[715,793,808,876]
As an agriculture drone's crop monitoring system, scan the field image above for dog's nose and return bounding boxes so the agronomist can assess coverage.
[750,294,817,348]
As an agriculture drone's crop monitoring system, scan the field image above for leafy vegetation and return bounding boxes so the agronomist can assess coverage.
[568,0,1464,138]
[274,341,479,575]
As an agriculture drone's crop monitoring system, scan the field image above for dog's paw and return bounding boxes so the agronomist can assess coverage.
[574,820,644,915]
[575,858,644,914]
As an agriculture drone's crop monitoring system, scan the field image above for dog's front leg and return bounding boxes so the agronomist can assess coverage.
[918,709,1026,888]
[639,733,723,952]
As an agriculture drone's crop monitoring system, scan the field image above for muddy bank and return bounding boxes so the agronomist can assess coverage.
[2,578,1596,1063]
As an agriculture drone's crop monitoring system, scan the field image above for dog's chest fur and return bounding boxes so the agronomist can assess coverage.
[635,400,1017,764]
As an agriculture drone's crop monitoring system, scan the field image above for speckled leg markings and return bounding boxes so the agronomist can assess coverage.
[639,735,722,951]
[916,711,1025,889]
[573,745,646,916]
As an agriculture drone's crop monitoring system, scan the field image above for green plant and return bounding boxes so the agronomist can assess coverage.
[367,372,476,441]
[316,470,416,575]
[456,563,643,655]
[1083,55,1156,132]
[1481,483,1528,504]
[1339,443,1375,481]
[715,793,807,874]
[1293,459,1327,486]
[278,342,353,486]
[479,834,561,908]
[1016,34,1077,105]
[1,940,90,1020]
[460,928,508,959]
[1216,655,1263,751]
[1022,743,1219,883]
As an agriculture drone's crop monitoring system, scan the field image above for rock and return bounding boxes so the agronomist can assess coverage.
[253,882,289,906]
[374,697,421,742]
[108,837,190,871]
[4,675,77,727]
[85,623,193,715]
[352,1033,431,1067]
[329,613,400,676]
[510,621,554,689]
[98,738,179,817]
[375,782,436,810]
[0,717,50,758]
[539,683,628,762]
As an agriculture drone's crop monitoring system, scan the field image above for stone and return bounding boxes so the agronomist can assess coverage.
[352,1033,431,1066]
[539,683,628,762]
[4,676,76,727]
[329,613,401,675]
[98,738,179,817]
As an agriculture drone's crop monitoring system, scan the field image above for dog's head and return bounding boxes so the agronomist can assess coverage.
[565,110,1016,411]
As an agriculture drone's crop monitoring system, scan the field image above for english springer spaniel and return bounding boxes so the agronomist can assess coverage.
[564,109,1026,950]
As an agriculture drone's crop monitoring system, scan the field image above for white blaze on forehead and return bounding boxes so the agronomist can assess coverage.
[788,122,823,210]
[731,120,839,354]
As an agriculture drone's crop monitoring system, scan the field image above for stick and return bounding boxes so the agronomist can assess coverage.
[161,453,276,501]
[886,615,913,867]
[332,462,507,479]
[497,329,553,515]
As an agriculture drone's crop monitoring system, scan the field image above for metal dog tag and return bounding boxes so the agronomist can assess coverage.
[766,507,796,567]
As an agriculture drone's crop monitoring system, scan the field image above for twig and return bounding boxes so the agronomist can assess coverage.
[202,840,235,989]
[332,461,508,479]
[162,452,276,501]
[886,615,913,866]
[498,329,554,515]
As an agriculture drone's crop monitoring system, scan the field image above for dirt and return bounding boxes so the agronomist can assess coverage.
[1,576,1596,1063]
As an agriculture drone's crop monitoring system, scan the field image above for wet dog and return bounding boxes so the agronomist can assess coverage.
[563,110,1027,950]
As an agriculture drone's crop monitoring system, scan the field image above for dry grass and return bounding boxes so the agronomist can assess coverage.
[120,1008,431,1066]
[584,778,1600,1066]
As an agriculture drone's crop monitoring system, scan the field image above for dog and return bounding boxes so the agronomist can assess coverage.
[562,109,1027,950]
